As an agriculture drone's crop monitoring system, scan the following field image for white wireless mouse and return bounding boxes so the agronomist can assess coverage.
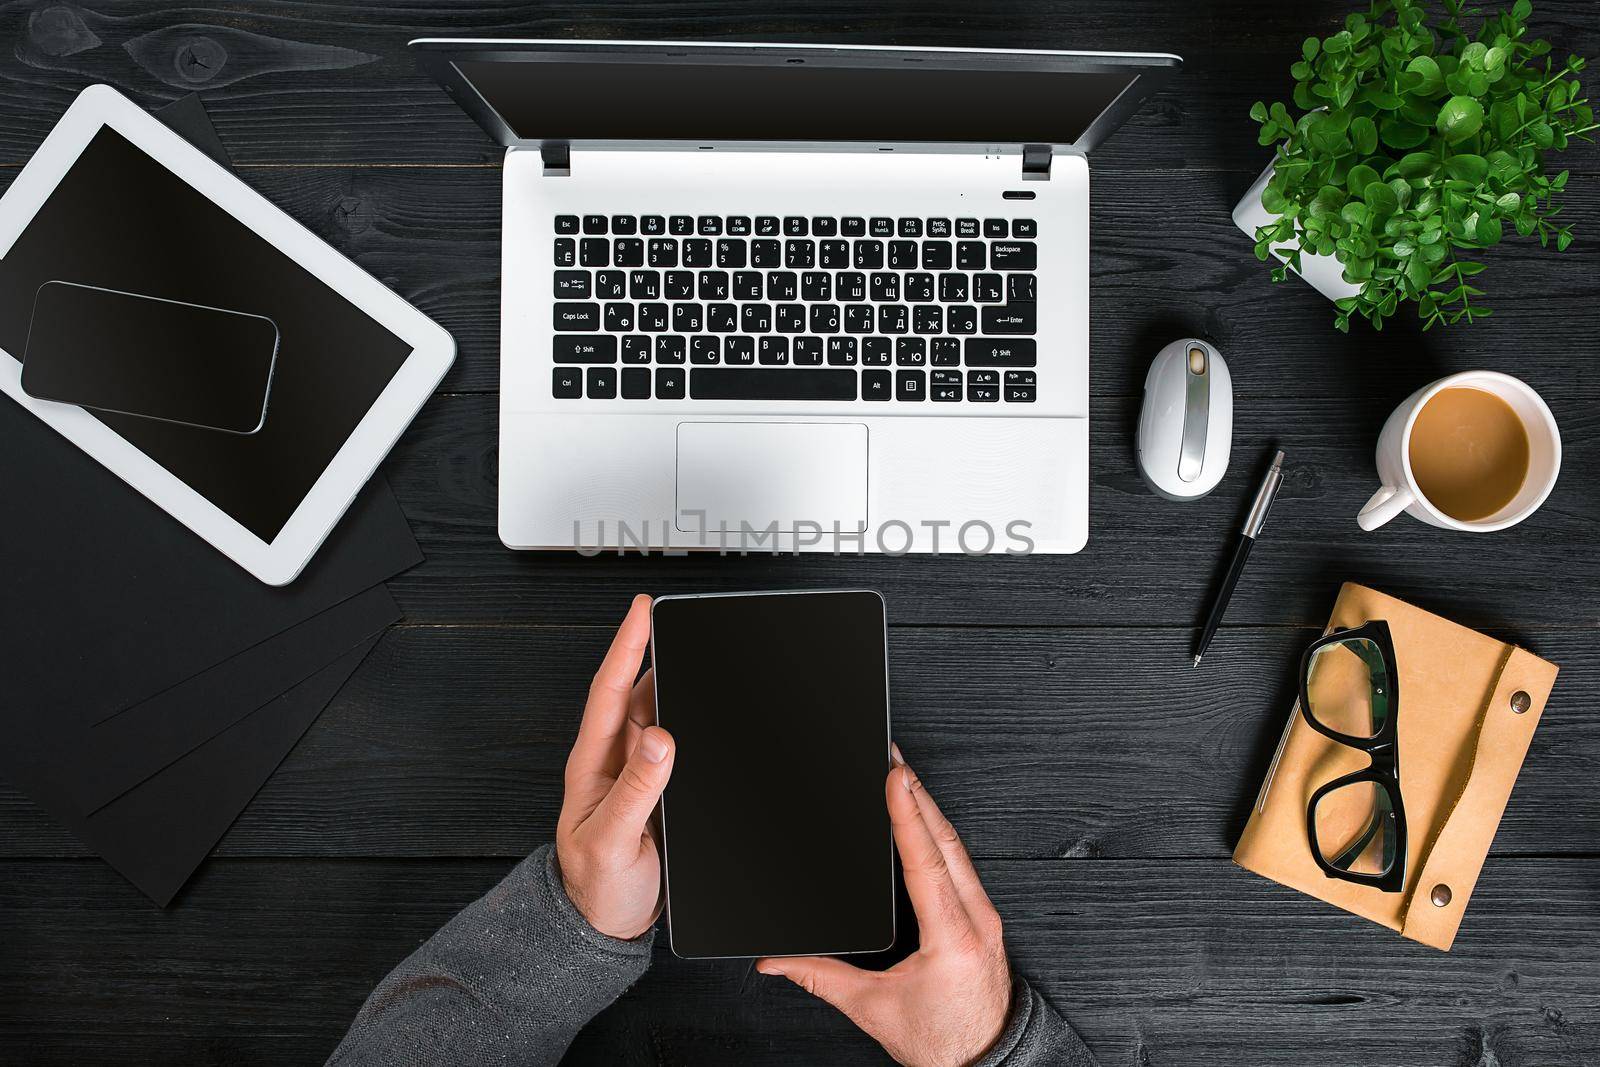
[1137,339,1232,500]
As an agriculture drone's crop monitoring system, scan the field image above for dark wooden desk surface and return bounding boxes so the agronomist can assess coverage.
[2,3,1597,1064]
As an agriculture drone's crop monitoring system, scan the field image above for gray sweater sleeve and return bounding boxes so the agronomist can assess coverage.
[327,844,653,1067]
[976,978,1101,1067]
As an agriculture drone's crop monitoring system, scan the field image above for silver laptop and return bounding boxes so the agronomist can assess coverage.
[412,40,1179,554]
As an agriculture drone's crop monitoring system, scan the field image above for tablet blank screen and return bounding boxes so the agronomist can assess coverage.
[0,128,412,541]
[652,590,894,958]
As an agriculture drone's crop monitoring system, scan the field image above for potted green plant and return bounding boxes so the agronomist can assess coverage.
[1233,0,1594,331]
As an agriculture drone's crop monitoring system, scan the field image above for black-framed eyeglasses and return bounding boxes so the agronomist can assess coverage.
[1299,620,1407,893]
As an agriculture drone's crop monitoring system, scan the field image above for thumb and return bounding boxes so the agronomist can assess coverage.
[756,956,877,1017]
[591,726,675,843]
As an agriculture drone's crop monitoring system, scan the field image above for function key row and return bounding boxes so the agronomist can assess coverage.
[553,366,1035,402]
[555,215,1038,239]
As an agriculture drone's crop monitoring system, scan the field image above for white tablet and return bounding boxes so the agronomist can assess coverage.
[0,84,454,585]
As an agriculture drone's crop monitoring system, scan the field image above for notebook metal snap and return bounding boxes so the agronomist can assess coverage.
[1430,883,1453,907]
[1510,690,1532,714]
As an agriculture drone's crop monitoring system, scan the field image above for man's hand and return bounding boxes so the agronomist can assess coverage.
[757,747,1013,1067]
[556,594,674,941]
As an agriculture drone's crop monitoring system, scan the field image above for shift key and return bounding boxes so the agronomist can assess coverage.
[964,338,1036,367]
[553,302,601,330]
[980,304,1036,334]
[553,336,617,363]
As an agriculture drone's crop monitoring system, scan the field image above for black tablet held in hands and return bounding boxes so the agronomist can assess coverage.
[652,590,894,959]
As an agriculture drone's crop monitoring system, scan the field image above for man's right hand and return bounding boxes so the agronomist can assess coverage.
[756,747,1015,1067]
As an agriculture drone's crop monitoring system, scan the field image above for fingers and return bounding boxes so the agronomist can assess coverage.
[567,596,653,786]
[886,761,975,948]
[755,956,878,1023]
[891,745,994,918]
[590,725,675,845]
[623,669,657,753]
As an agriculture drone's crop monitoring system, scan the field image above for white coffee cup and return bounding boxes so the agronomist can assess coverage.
[1357,370,1561,533]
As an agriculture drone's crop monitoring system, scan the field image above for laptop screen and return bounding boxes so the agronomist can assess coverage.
[447,48,1158,148]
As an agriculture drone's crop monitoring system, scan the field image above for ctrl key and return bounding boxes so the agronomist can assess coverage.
[552,367,582,398]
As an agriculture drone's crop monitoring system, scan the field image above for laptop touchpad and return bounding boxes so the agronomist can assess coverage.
[676,422,868,535]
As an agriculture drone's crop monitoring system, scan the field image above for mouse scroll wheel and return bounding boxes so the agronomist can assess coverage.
[1187,346,1207,375]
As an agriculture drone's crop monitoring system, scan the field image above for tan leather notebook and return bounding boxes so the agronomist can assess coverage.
[1233,583,1559,950]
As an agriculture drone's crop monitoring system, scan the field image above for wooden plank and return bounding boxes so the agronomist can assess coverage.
[363,391,1600,627]
[0,0,1593,171]
[2,625,1593,859]
[0,855,1594,1065]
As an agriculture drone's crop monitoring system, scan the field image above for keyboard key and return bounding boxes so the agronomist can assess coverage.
[641,215,666,235]
[969,382,1000,402]
[932,368,962,402]
[956,218,980,238]
[751,239,782,268]
[957,242,986,270]
[708,303,737,332]
[969,369,1000,385]
[842,216,867,237]
[896,338,927,366]
[669,215,694,235]
[870,217,894,236]
[793,337,824,365]
[888,241,918,270]
[1008,274,1038,302]
[912,305,943,334]
[819,240,850,269]
[628,270,660,300]
[837,271,866,301]
[862,337,892,365]
[621,335,652,364]
[611,215,638,235]
[905,273,935,302]
[683,239,713,267]
[554,214,580,234]
[583,214,608,235]
[921,241,953,270]
[827,337,858,365]
[898,217,923,237]
[844,305,875,334]
[854,241,884,270]
[896,369,926,401]
[809,303,841,333]
[698,215,723,235]
[947,305,977,334]
[553,335,616,363]
[733,271,763,300]
[981,304,1036,334]
[725,336,756,365]
[647,238,678,267]
[656,367,686,398]
[983,218,1008,238]
[595,271,626,299]
[785,240,815,269]
[741,303,774,332]
[964,338,1037,367]
[587,367,617,398]
[691,368,857,400]
[862,368,892,400]
[932,338,962,366]
[580,238,609,267]
[756,215,781,235]
[553,238,576,267]
[927,218,951,238]
[690,336,721,364]
[716,239,746,268]
[621,366,651,398]
[1006,370,1038,386]
[656,336,687,363]
[768,271,798,300]
[639,302,669,331]
[553,367,582,397]
[812,216,838,236]
[784,216,808,236]
[614,238,644,267]
[869,273,900,301]
[554,302,600,331]
[802,272,833,301]
[603,303,634,331]
[991,242,1037,270]
[554,270,591,298]
[758,336,791,365]
[1005,383,1037,402]
[698,271,730,301]
[973,273,1004,302]
[1013,219,1038,238]
[878,304,909,334]
[672,303,703,332]
[665,271,694,299]
[776,304,806,333]
[939,273,968,302]
[727,216,752,236]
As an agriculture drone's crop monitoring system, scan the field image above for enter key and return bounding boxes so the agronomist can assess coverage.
[979,304,1037,334]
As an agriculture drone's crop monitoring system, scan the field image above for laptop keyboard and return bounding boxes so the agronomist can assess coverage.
[549,214,1039,403]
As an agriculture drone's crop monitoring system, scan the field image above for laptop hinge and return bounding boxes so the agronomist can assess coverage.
[541,140,570,176]
[1021,144,1052,180]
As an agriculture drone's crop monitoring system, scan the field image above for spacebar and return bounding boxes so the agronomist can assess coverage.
[690,368,857,400]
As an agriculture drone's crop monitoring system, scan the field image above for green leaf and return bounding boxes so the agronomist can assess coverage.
[1394,151,1437,178]
[1405,55,1445,96]
[1346,163,1382,196]
[1495,191,1522,212]
[1444,153,1488,184]
[1513,0,1532,20]
[1249,101,1268,122]
[1364,180,1400,215]
[1303,36,1320,62]
[1381,118,1429,149]
[1530,120,1555,148]
[1405,255,1432,291]
[1477,215,1504,245]
[1351,115,1379,155]
[1436,96,1485,143]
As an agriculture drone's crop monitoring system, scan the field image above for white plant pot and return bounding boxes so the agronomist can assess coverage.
[1233,160,1363,302]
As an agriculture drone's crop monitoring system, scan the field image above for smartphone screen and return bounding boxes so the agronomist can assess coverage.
[651,590,894,959]
[20,281,278,434]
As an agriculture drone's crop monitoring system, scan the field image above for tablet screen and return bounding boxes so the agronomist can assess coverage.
[652,590,894,958]
[0,127,412,541]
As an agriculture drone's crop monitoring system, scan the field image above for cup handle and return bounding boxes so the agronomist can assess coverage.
[1357,485,1415,531]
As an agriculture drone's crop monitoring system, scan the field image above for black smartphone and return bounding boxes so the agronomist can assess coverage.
[651,589,895,959]
[20,281,278,434]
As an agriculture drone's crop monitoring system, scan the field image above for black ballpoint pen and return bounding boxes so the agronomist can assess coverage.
[1193,450,1285,667]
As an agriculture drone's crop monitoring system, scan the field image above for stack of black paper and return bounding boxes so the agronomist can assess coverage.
[0,97,419,905]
